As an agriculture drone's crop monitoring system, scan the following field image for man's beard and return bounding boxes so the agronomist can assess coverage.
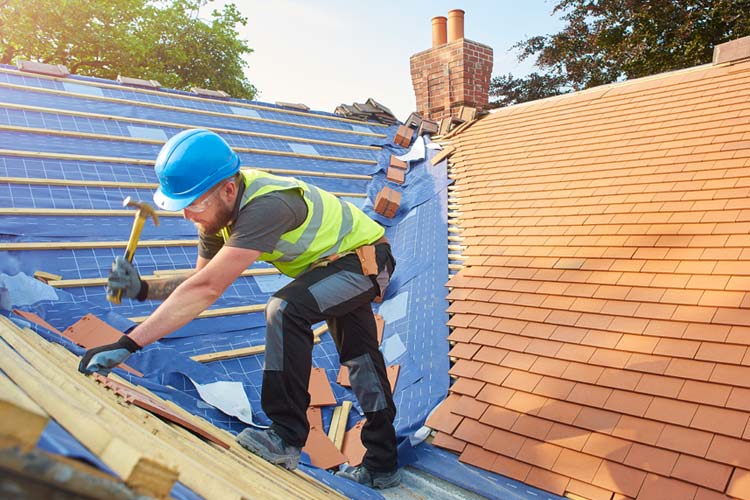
[195,202,233,235]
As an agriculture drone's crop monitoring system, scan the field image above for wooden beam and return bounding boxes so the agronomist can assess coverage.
[0,102,380,150]
[327,401,352,451]
[0,316,345,499]
[0,372,49,451]
[0,319,178,497]
[48,267,280,288]
[0,239,195,251]
[128,304,266,323]
[190,324,328,363]
[0,67,388,130]
[0,80,386,138]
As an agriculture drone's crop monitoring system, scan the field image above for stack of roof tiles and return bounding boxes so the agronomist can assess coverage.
[430,41,750,500]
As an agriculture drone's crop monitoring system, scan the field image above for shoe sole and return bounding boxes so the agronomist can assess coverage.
[237,436,299,470]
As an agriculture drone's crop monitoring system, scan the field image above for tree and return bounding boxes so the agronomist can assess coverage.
[0,0,256,99]
[490,0,750,108]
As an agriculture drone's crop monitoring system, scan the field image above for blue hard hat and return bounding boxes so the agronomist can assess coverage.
[153,129,241,211]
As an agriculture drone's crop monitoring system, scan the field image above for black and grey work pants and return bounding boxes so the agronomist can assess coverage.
[261,242,398,472]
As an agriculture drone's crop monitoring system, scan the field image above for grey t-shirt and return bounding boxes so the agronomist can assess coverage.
[198,188,308,259]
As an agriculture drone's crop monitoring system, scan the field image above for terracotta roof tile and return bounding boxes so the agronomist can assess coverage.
[484,427,526,457]
[612,415,665,446]
[426,394,463,432]
[603,390,654,418]
[726,468,750,500]
[582,433,632,463]
[516,438,564,469]
[566,478,616,500]
[706,434,750,469]
[545,422,590,451]
[591,461,647,498]
[437,59,750,498]
[459,443,500,472]
[449,377,485,397]
[656,424,714,457]
[489,454,532,482]
[568,383,614,408]
[623,442,679,476]
[551,448,603,484]
[512,414,554,441]
[448,359,483,378]
[637,474,698,500]
[453,418,493,447]
[727,387,750,411]
[643,397,698,427]
[525,466,569,495]
[690,404,749,438]
[671,454,733,491]
[479,404,520,430]
[431,432,466,453]
[594,370,641,394]
[634,373,685,398]
[695,342,747,364]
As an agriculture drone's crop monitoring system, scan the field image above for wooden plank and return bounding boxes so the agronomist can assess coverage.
[191,324,328,363]
[0,102,381,151]
[0,372,49,451]
[0,321,178,497]
[0,208,179,217]
[0,78,388,136]
[128,304,266,323]
[0,316,344,499]
[327,401,352,451]
[0,239,195,251]
[0,447,139,500]
[49,267,279,288]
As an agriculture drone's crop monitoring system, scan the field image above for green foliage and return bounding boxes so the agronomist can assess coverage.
[0,0,256,99]
[490,0,750,107]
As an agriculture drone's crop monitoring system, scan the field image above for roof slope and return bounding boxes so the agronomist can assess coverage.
[433,56,750,500]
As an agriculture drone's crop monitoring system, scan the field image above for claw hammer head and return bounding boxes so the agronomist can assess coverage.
[107,197,160,305]
[123,196,160,228]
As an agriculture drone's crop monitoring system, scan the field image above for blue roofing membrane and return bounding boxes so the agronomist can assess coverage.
[0,65,562,500]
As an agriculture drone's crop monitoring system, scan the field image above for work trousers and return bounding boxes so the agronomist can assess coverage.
[261,242,398,472]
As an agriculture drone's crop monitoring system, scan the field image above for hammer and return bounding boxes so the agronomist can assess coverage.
[107,196,160,304]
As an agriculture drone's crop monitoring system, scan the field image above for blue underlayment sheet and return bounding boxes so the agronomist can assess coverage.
[0,67,556,498]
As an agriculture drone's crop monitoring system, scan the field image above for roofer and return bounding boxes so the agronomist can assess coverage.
[78,129,401,489]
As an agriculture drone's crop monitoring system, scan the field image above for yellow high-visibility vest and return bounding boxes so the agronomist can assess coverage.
[220,169,384,277]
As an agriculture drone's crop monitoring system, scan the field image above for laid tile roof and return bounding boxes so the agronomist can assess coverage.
[434,55,750,500]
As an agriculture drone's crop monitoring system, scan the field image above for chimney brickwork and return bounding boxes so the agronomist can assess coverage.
[410,10,493,122]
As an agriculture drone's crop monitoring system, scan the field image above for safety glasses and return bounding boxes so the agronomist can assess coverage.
[183,182,225,214]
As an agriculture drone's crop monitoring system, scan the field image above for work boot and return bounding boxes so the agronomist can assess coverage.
[236,428,301,470]
[335,465,401,489]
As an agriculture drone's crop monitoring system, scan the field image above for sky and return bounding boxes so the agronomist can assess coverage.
[199,1,566,121]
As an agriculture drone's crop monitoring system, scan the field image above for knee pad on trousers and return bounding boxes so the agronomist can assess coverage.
[345,353,387,412]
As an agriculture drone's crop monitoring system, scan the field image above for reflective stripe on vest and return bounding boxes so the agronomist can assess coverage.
[220,169,383,277]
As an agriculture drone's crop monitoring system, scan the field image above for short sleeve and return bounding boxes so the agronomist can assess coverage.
[225,190,307,253]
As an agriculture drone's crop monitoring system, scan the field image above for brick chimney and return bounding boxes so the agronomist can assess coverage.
[410,9,494,121]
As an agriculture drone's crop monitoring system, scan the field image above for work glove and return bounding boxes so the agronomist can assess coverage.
[78,335,141,375]
[107,256,145,300]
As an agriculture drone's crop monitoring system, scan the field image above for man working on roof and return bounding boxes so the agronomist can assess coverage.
[78,129,401,489]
